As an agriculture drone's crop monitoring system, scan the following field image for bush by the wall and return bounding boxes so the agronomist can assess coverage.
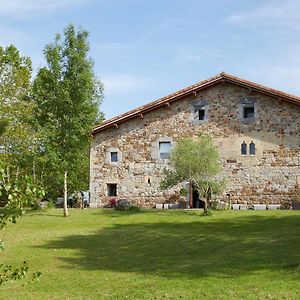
[115,199,131,211]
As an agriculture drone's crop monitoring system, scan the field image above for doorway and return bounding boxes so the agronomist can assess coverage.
[192,189,205,208]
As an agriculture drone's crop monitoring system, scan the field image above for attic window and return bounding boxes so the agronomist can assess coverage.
[239,98,256,122]
[195,105,206,121]
[191,100,208,124]
[243,105,255,119]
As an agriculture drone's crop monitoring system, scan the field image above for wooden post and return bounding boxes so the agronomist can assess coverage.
[64,171,69,217]
[189,181,193,208]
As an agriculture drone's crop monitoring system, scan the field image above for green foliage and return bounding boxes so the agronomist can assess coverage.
[0,169,43,286]
[0,261,42,285]
[179,188,187,196]
[0,168,45,229]
[0,45,43,183]
[0,207,22,231]
[161,135,225,213]
[115,199,132,211]
[0,261,28,285]
[0,119,8,136]
[0,168,45,208]
[33,24,104,198]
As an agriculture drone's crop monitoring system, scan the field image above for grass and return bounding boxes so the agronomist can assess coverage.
[0,209,300,299]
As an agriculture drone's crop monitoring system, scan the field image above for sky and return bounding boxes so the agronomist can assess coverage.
[1,0,300,119]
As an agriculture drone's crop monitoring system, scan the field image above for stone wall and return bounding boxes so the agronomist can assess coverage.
[90,82,300,208]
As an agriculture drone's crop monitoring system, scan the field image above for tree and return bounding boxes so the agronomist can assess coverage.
[33,24,104,216]
[0,45,39,179]
[160,135,224,214]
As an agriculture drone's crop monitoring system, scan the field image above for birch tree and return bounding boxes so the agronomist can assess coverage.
[33,25,104,216]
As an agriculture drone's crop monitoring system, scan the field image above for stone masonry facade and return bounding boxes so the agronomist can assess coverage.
[90,76,300,208]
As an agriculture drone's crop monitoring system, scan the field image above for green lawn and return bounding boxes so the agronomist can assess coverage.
[0,209,300,299]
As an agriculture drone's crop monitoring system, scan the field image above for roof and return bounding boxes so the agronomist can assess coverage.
[93,72,300,134]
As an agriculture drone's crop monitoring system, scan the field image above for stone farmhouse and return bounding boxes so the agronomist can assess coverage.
[90,72,300,208]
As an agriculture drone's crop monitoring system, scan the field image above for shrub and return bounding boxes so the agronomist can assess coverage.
[128,205,141,212]
[210,199,227,211]
[108,198,117,208]
[115,199,131,211]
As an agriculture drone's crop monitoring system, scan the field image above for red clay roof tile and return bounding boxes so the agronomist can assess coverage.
[93,72,300,134]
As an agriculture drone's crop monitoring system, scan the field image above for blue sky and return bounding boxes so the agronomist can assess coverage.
[1,0,300,119]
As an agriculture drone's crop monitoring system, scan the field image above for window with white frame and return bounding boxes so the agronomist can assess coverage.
[159,141,171,159]
[106,147,122,164]
[249,141,256,155]
[241,141,247,155]
[110,151,118,162]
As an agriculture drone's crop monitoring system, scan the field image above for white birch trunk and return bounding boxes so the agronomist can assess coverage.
[64,171,69,217]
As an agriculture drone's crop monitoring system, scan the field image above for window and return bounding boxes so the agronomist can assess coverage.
[107,184,117,196]
[106,148,121,164]
[239,98,256,122]
[249,141,255,155]
[159,142,171,159]
[241,142,247,155]
[195,105,206,121]
[243,105,255,119]
[110,152,118,162]
[191,100,208,123]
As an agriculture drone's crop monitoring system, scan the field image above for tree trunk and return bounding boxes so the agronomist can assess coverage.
[189,181,193,208]
[203,199,208,215]
[33,158,36,182]
[63,171,69,217]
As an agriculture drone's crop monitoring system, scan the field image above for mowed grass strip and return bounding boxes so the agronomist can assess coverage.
[0,209,300,299]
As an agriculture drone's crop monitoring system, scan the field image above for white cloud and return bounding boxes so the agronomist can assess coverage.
[101,74,153,96]
[228,0,300,30]
[175,46,222,64]
[0,0,86,18]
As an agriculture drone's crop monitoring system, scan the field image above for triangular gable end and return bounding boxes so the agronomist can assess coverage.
[93,72,300,134]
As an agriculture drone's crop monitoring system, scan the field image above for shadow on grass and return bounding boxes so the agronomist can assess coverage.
[36,214,300,278]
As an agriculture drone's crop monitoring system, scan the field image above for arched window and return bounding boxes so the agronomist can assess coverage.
[241,141,247,155]
[250,141,255,155]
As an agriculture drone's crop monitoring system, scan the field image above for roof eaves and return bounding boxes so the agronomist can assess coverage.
[222,73,300,106]
[93,72,300,134]
[92,73,224,134]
